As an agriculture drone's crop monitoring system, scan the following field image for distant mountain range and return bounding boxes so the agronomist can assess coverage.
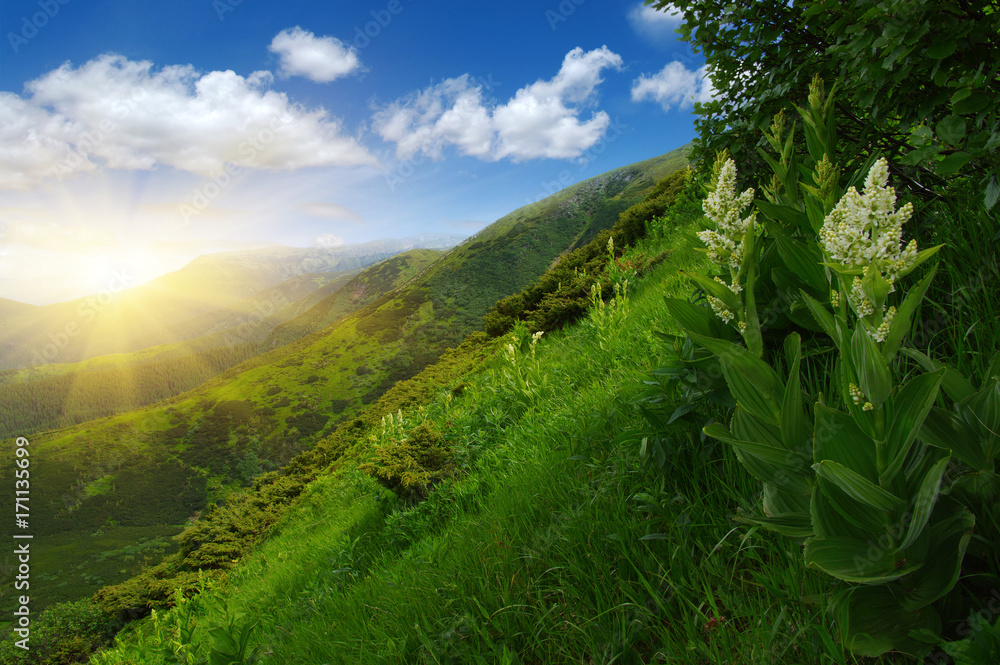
[0,234,464,369]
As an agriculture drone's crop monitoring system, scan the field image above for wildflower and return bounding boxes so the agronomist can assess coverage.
[699,159,756,274]
[850,276,874,318]
[697,158,755,328]
[531,330,544,345]
[849,383,866,406]
[819,158,917,285]
[873,306,896,343]
[707,295,735,324]
[830,289,840,308]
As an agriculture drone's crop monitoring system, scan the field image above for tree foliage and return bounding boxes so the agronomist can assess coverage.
[657,0,1000,207]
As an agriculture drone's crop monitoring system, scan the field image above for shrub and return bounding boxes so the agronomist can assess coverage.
[360,421,455,501]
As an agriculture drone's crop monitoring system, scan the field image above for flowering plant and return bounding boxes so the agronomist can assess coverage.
[696,157,756,330]
[663,79,973,657]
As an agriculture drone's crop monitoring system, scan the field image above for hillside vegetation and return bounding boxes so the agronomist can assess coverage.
[0,250,441,441]
[0,149,689,624]
[0,237,460,370]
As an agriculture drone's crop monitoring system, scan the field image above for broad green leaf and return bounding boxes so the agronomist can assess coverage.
[208,626,239,655]
[849,327,892,408]
[742,243,763,358]
[962,378,1000,451]
[687,272,741,313]
[690,333,783,425]
[861,263,892,316]
[781,333,809,451]
[739,512,814,539]
[926,40,958,59]
[936,115,966,145]
[899,345,975,403]
[833,586,941,657]
[901,144,942,166]
[954,91,990,115]
[896,245,943,278]
[882,265,938,360]
[920,407,986,468]
[800,290,844,349]
[732,407,783,449]
[813,460,904,512]
[705,422,812,495]
[802,192,827,235]
[881,369,944,486]
[774,233,827,294]
[810,482,868,540]
[985,351,1000,390]
[899,498,974,611]
[763,481,811,516]
[664,298,722,339]
[816,473,889,534]
[897,455,950,550]
[813,403,878,481]
[804,536,922,583]
[755,199,810,232]
[986,175,1000,210]
[937,151,974,175]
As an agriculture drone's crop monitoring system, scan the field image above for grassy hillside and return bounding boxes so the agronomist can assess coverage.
[86,190,855,664]
[262,248,444,349]
[66,160,997,665]
[0,151,689,620]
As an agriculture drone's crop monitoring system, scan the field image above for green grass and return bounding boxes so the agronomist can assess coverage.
[89,216,882,664]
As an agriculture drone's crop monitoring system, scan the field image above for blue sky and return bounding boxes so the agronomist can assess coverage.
[0,0,711,304]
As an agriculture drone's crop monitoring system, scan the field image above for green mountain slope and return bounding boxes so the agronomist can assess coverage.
[0,148,687,618]
[0,251,441,441]
[262,248,444,349]
[48,176,713,664]
[0,236,461,370]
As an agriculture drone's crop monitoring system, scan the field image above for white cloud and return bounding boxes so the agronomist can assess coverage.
[373,46,623,162]
[315,233,346,248]
[628,3,683,41]
[299,202,365,223]
[0,53,376,190]
[0,93,94,190]
[631,61,715,112]
[269,27,362,83]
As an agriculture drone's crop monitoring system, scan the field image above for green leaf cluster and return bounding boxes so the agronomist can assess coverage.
[656,0,1000,208]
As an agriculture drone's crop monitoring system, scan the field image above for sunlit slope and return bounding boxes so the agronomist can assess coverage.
[0,236,462,370]
[263,248,444,349]
[0,251,441,441]
[0,148,687,612]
